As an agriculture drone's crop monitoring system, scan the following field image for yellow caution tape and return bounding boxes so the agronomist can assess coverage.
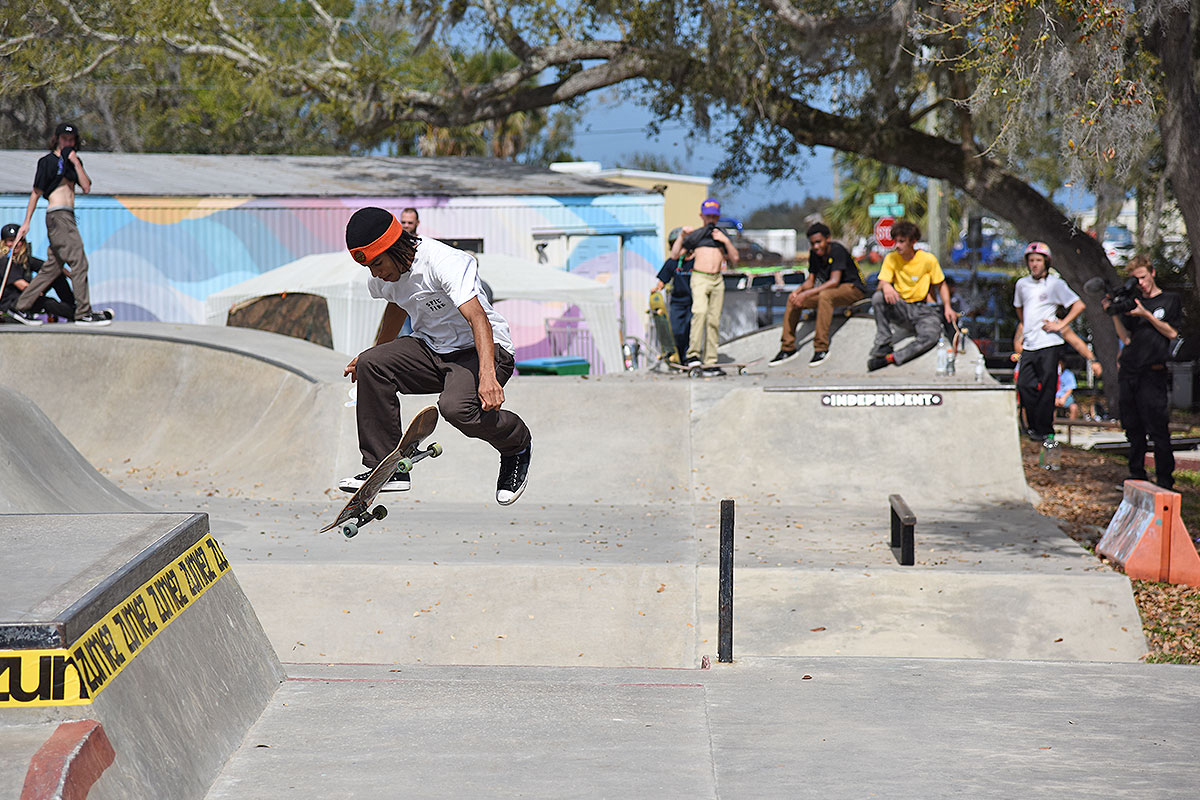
[1,534,230,707]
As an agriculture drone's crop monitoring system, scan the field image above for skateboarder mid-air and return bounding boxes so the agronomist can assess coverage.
[340,207,532,505]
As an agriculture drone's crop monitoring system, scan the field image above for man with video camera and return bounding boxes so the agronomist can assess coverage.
[1103,255,1182,489]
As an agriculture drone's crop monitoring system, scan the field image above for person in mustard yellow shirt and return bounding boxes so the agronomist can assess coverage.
[867,220,958,371]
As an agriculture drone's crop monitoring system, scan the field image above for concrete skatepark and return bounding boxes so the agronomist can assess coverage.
[1,317,1196,798]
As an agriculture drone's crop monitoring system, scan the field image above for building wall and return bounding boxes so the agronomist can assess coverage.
[600,175,710,255]
[0,193,663,372]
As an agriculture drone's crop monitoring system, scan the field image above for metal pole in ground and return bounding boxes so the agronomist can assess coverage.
[718,499,734,663]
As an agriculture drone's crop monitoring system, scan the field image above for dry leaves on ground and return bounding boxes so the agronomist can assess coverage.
[1020,438,1200,665]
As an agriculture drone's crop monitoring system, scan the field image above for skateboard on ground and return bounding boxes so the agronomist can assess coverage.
[320,405,442,539]
[667,358,763,378]
[648,291,679,363]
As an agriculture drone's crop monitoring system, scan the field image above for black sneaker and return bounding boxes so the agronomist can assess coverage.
[685,356,702,368]
[808,351,828,367]
[100,308,115,320]
[337,469,410,494]
[867,355,890,372]
[768,349,798,367]
[74,312,112,327]
[496,444,532,505]
[703,366,726,377]
[5,308,42,326]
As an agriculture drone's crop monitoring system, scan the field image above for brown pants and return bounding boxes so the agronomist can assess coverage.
[355,336,530,467]
[780,283,866,353]
[17,209,90,319]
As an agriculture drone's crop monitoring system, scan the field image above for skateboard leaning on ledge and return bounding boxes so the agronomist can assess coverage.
[320,405,442,539]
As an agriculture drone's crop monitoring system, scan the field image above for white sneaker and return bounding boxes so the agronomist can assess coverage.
[338,469,411,494]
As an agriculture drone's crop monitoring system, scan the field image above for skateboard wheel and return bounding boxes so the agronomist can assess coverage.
[738,368,748,376]
[396,457,414,473]
[342,522,359,538]
[689,368,702,378]
[430,442,443,457]
[373,506,388,521]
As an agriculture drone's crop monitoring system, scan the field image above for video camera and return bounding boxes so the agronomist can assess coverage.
[1085,276,1140,315]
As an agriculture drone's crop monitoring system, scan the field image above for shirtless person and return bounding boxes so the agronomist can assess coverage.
[670,199,738,374]
[11,123,110,326]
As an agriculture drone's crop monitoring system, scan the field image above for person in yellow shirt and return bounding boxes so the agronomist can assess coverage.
[867,220,958,371]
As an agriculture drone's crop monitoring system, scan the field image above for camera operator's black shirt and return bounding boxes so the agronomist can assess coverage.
[1120,290,1182,371]
[808,241,866,294]
[33,151,79,196]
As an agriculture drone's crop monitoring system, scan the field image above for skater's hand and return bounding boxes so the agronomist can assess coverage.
[787,288,810,308]
[1090,360,1102,378]
[478,374,504,411]
[881,283,900,305]
[944,305,959,325]
[1041,317,1066,334]
[344,355,358,382]
[14,224,28,244]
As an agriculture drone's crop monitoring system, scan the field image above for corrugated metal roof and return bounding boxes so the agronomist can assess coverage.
[0,151,651,198]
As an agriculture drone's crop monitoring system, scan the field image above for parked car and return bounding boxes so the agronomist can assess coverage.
[1102,225,1135,266]
[734,237,784,265]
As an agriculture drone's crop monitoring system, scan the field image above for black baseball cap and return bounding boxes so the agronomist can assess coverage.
[1,224,18,240]
[55,123,79,139]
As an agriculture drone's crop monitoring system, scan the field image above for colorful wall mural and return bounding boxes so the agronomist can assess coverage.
[0,193,663,372]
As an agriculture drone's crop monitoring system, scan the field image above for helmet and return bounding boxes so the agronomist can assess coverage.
[668,227,684,247]
[1,224,18,241]
[1024,241,1052,262]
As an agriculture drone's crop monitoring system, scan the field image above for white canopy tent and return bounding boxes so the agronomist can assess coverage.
[204,251,621,371]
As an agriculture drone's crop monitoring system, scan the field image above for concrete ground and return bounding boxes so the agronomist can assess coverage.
[1,321,1190,797]
[205,658,1200,799]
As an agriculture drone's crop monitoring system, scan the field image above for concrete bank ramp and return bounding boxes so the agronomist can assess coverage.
[0,384,149,513]
[0,324,360,501]
[0,513,282,800]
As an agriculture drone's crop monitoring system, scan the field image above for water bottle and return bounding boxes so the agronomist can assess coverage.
[974,357,986,383]
[1039,434,1061,471]
[945,336,957,376]
[935,332,948,375]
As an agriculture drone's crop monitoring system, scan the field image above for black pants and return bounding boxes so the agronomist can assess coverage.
[1119,365,1174,489]
[355,336,530,468]
[1016,345,1062,438]
[668,298,691,360]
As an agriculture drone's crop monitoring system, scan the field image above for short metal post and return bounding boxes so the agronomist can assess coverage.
[718,499,734,663]
[889,494,916,567]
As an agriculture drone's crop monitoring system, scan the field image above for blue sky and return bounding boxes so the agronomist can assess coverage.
[571,95,836,218]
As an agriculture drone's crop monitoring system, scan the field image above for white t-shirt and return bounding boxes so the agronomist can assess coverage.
[367,237,513,355]
[1013,273,1081,351]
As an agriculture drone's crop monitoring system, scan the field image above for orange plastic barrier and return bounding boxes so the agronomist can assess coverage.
[1097,480,1200,586]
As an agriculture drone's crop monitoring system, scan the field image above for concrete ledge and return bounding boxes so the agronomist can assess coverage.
[1,513,283,800]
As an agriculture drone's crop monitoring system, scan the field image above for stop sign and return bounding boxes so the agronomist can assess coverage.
[874,216,895,248]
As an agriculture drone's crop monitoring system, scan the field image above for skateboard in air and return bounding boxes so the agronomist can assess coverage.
[648,290,679,363]
[667,358,763,378]
[320,405,442,539]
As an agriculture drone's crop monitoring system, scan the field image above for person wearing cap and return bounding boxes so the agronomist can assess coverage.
[671,199,738,374]
[1,223,74,323]
[340,207,532,505]
[1012,241,1085,441]
[769,222,867,367]
[651,227,694,362]
[10,123,109,326]
[867,220,958,371]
